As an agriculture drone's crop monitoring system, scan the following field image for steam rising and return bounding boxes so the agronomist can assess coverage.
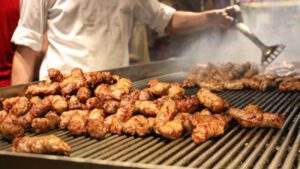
[175,3,300,65]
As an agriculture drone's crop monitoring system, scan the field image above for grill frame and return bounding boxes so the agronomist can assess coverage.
[0,60,299,169]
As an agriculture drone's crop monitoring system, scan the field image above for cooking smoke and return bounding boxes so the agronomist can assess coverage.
[172,2,300,66]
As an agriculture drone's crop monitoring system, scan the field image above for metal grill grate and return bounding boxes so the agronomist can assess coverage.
[0,72,299,169]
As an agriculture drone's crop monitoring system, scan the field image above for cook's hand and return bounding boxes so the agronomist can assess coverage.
[212,5,243,28]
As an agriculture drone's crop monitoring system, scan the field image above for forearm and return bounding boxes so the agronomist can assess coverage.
[168,11,218,35]
[11,46,40,85]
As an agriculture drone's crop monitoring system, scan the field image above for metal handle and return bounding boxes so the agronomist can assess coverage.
[235,22,268,52]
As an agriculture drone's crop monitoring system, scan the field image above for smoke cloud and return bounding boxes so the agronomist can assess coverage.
[174,2,300,66]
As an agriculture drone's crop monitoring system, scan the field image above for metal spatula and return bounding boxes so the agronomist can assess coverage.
[236,22,286,68]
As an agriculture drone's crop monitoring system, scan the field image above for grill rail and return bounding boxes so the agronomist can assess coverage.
[0,72,300,169]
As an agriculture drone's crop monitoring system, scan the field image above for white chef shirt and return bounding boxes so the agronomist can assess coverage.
[11,0,176,80]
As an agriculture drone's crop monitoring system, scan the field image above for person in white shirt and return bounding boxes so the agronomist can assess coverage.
[11,0,242,85]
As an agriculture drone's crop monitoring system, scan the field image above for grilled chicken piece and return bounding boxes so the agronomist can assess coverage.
[15,98,51,129]
[68,96,87,110]
[0,115,24,140]
[2,97,20,110]
[175,97,200,113]
[60,68,86,96]
[32,111,60,134]
[197,88,229,113]
[198,108,212,116]
[11,135,71,155]
[46,95,68,114]
[84,71,120,88]
[3,97,31,117]
[76,87,91,103]
[278,81,300,91]
[103,100,120,115]
[147,80,185,99]
[135,100,159,117]
[132,89,153,101]
[198,81,224,92]
[0,110,8,122]
[29,96,42,105]
[68,114,87,136]
[227,104,285,128]
[59,110,89,130]
[86,109,108,139]
[154,99,184,140]
[191,114,231,144]
[148,80,171,96]
[109,96,135,135]
[95,78,133,101]
[48,68,64,82]
[222,80,244,90]
[86,97,102,110]
[25,82,60,96]
[123,115,154,136]
[174,112,193,132]
[168,83,185,99]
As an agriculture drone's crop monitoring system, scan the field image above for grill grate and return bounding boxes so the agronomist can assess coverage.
[0,72,300,169]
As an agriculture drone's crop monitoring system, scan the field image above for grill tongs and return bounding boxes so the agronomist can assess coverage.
[235,22,285,68]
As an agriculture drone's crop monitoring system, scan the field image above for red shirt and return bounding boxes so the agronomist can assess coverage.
[0,0,19,87]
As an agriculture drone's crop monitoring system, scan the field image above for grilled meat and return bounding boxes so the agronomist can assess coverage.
[278,81,300,91]
[222,80,244,90]
[175,97,200,113]
[48,68,64,82]
[0,115,24,140]
[86,97,102,110]
[32,111,60,134]
[95,78,133,101]
[76,87,91,103]
[0,110,8,122]
[148,80,170,96]
[123,115,154,136]
[4,97,31,117]
[198,81,224,92]
[59,110,89,130]
[103,100,120,115]
[84,71,119,88]
[86,109,108,139]
[135,100,159,117]
[154,99,184,140]
[60,68,86,96]
[11,135,71,155]
[46,95,68,113]
[191,114,231,144]
[14,98,51,129]
[25,82,60,96]
[168,83,185,99]
[68,96,87,110]
[197,88,229,113]
[227,104,285,128]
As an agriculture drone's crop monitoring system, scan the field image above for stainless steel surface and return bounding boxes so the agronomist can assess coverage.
[236,22,286,68]
[0,69,299,169]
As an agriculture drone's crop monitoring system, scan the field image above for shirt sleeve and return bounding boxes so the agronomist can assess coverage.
[134,0,176,36]
[11,0,48,51]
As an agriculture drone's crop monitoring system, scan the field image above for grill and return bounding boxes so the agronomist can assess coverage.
[0,61,299,169]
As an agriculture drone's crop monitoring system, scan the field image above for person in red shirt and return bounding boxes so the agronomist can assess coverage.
[0,0,19,87]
